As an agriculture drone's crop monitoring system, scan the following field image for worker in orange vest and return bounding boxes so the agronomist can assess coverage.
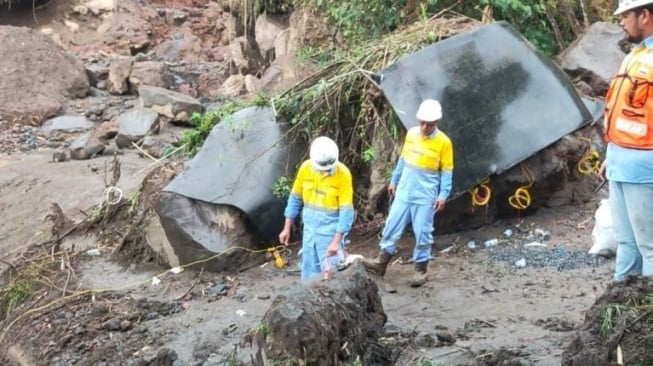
[600,0,653,281]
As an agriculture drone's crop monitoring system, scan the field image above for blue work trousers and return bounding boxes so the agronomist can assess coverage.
[300,231,344,281]
[379,198,435,263]
[610,180,653,281]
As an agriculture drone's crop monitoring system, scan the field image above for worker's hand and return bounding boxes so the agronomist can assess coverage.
[388,183,397,197]
[598,160,607,181]
[434,198,446,212]
[326,239,340,257]
[278,229,291,246]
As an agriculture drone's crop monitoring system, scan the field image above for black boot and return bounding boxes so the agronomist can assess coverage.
[363,250,393,276]
[409,261,428,287]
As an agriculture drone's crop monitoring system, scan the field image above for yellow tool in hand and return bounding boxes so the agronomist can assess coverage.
[268,247,286,269]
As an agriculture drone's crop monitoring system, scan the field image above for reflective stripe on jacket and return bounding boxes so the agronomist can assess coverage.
[401,127,454,172]
[392,127,454,205]
[605,44,653,149]
[284,160,354,235]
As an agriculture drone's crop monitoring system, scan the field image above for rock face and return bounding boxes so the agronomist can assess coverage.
[558,22,626,97]
[154,192,264,273]
[0,26,90,124]
[257,262,389,365]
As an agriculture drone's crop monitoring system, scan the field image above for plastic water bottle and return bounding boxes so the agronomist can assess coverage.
[484,239,499,248]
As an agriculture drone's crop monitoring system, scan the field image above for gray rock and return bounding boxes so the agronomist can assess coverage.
[435,330,455,344]
[115,108,160,148]
[119,320,133,331]
[129,61,169,91]
[104,318,121,331]
[139,85,202,123]
[102,140,121,156]
[107,59,133,95]
[558,22,626,96]
[217,74,245,97]
[228,36,264,75]
[85,60,110,86]
[140,136,169,158]
[39,116,94,137]
[69,132,105,160]
[415,333,436,348]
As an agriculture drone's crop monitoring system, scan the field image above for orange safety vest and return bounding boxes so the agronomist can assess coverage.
[605,46,653,149]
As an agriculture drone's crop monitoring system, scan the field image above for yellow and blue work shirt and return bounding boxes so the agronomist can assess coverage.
[391,127,454,205]
[284,160,354,235]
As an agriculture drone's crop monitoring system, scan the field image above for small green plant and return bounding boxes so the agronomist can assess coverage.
[252,92,270,107]
[91,205,106,219]
[600,303,626,336]
[6,279,31,313]
[252,323,269,339]
[273,176,293,199]
[127,191,140,216]
[161,144,183,159]
[627,361,646,366]
[181,101,244,156]
[362,147,376,163]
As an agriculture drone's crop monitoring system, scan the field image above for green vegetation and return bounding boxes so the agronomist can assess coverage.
[181,101,245,156]
[292,0,614,55]
[273,176,293,199]
[0,263,41,318]
[599,303,627,337]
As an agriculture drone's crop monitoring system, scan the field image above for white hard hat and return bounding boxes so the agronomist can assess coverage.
[614,0,653,15]
[309,136,339,171]
[416,99,442,122]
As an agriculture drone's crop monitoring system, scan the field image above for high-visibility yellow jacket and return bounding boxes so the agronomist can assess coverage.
[284,160,354,235]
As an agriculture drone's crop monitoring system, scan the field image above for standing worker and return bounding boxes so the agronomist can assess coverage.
[600,0,653,281]
[363,99,454,287]
[278,136,355,281]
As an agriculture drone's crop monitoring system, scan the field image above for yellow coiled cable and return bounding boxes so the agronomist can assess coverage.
[470,178,492,207]
[508,164,534,210]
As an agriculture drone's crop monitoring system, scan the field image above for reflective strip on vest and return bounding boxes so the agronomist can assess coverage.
[605,46,653,149]
[401,127,451,172]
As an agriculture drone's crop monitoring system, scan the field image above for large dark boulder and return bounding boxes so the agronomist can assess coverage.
[256,262,390,365]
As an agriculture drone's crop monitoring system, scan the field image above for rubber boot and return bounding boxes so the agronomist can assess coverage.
[363,250,393,276]
[409,261,428,287]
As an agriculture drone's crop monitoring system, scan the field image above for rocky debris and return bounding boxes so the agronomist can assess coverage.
[0,121,41,154]
[129,61,171,91]
[533,317,575,332]
[558,22,626,97]
[139,136,170,158]
[138,85,202,123]
[257,262,389,365]
[488,245,608,271]
[107,59,133,95]
[3,294,185,366]
[228,36,266,75]
[0,26,90,125]
[563,276,653,366]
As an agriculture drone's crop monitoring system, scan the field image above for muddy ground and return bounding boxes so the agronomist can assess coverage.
[1,0,650,365]
[0,144,622,366]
